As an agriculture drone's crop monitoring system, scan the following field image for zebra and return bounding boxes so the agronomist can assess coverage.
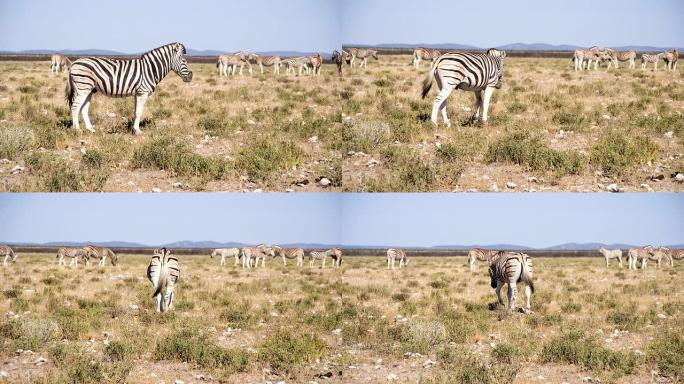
[584,48,612,70]
[654,246,674,267]
[309,248,342,268]
[670,248,684,264]
[239,247,253,268]
[247,53,281,75]
[608,50,637,69]
[332,50,343,75]
[489,251,534,312]
[598,246,623,268]
[627,245,654,270]
[210,248,240,266]
[412,48,441,69]
[66,42,192,135]
[147,248,180,313]
[643,247,671,269]
[309,53,323,76]
[56,247,88,267]
[82,245,118,267]
[342,50,352,65]
[271,245,305,267]
[347,48,378,68]
[573,46,598,71]
[51,53,71,73]
[217,51,251,76]
[467,248,498,272]
[1,245,17,267]
[421,49,505,127]
[281,57,311,76]
[251,244,271,268]
[641,53,665,70]
[664,49,678,71]
[387,248,408,269]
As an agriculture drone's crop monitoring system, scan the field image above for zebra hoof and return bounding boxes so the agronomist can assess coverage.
[85,127,96,133]
[132,129,143,136]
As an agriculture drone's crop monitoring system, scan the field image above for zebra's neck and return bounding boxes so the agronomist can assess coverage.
[142,54,172,90]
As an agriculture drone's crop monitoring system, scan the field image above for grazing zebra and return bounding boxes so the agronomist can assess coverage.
[573,46,598,71]
[247,53,281,75]
[83,245,118,267]
[332,50,343,75]
[51,53,71,73]
[251,244,271,268]
[210,248,240,266]
[309,53,323,76]
[271,245,305,267]
[641,53,665,70]
[239,247,253,268]
[584,49,612,70]
[387,248,408,269]
[655,246,674,267]
[670,249,684,263]
[56,247,88,267]
[607,50,637,69]
[664,49,678,71]
[347,48,378,68]
[310,248,342,268]
[66,42,192,135]
[467,248,498,271]
[217,51,252,76]
[627,245,654,270]
[412,48,441,69]
[421,49,505,127]
[598,246,623,268]
[281,57,311,76]
[147,248,180,313]
[489,251,534,312]
[1,245,17,267]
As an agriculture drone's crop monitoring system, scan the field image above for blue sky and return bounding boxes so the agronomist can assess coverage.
[0,0,341,53]
[342,0,684,47]
[0,194,681,248]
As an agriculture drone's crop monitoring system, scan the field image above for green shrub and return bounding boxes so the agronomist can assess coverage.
[236,139,304,181]
[647,330,684,380]
[0,127,33,159]
[590,133,658,176]
[342,120,390,153]
[257,330,327,377]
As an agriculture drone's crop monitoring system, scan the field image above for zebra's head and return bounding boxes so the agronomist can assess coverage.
[110,252,118,266]
[170,43,193,82]
[371,50,378,59]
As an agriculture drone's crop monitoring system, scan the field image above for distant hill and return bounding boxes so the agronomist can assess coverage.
[345,42,683,52]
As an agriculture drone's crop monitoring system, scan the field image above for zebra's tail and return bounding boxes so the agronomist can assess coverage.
[421,61,437,99]
[65,73,74,109]
[520,257,534,293]
[152,268,169,310]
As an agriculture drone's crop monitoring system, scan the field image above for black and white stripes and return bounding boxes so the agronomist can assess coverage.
[1,245,16,267]
[489,251,534,312]
[66,42,193,134]
[147,248,180,313]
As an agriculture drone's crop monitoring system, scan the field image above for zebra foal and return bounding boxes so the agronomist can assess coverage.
[412,48,441,69]
[66,42,192,135]
[147,248,180,313]
[210,248,240,266]
[56,247,87,267]
[1,245,17,267]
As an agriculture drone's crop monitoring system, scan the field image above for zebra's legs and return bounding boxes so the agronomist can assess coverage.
[132,93,149,135]
[605,257,609,268]
[387,257,391,269]
[473,90,483,120]
[431,87,453,127]
[155,293,162,312]
[481,87,495,123]
[495,281,504,306]
[524,285,532,310]
[322,257,326,268]
[508,282,518,311]
[71,89,94,130]
[618,256,623,268]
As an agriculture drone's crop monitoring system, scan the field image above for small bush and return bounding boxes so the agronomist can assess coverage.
[105,340,131,361]
[590,133,659,176]
[236,139,304,181]
[343,120,390,153]
[0,127,33,159]
[257,330,327,377]
[647,330,684,380]
[81,149,105,168]
[492,342,518,364]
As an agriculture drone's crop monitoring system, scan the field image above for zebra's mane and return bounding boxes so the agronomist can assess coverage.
[141,43,186,59]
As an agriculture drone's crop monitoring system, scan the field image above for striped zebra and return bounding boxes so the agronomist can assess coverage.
[654,246,674,267]
[1,245,17,267]
[217,51,251,76]
[347,48,378,68]
[83,245,118,267]
[387,248,408,269]
[664,49,678,71]
[332,50,343,75]
[489,251,534,312]
[66,42,192,135]
[342,50,352,65]
[641,53,665,70]
[271,245,305,267]
[56,247,88,267]
[239,247,253,268]
[251,244,271,268]
[309,53,323,76]
[608,50,637,69]
[210,248,240,266]
[281,57,311,76]
[669,248,684,264]
[51,53,71,73]
[412,48,441,69]
[247,53,281,75]
[572,46,598,71]
[627,245,654,270]
[467,248,498,272]
[309,248,342,268]
[147,248,180,313]
[421,49,505,127]
[598,246,623,268]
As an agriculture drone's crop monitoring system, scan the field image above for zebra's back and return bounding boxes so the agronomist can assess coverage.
[70,57,144,97]
[432,52,503,91]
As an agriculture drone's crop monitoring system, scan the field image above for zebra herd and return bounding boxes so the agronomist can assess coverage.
[54,245,118,267]
[573,46,678,71]
[210,246,342,268]
[598,245,681,269]
[216,51,324,77]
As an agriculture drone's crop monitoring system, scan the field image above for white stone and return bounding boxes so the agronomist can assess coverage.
[332,328,342,335]
[367,159,380,167]
[675,173,684,182]
[308,136,318,143]
[10,165,25,174]
[387,373,398,381]
[253,188,263,193]
[174,380,185,384]
[490,183,499,192]
[506,182,517,189]
[606,183,620,192]
[664,131,674,138]
[319,178,331,187]
[151,188,162,193]
[35,356,47,365]
[0,371,7,378]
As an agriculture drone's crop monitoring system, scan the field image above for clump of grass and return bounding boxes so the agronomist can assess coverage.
[437,131,486,162]
[219,300,256,328]
[104,341,132,361]
[24,152,109,192]
[132,135,229,180]
[589,132,658,177]
[49,343,131,383]
[541,328,639,375]
[435,346,518,384]
[236,138,304,181]
[552,105,590,131]
[257,329,327,377]
[393,320,446,354]
[606,307,647,331]
[486,130,584,175]
[154,328,250,373]
[197,115,240,137]
[343,120,390,153]
[0,317,60,351]
[81,149,105,168]
[0,127,33,159]
[647,330,684,380]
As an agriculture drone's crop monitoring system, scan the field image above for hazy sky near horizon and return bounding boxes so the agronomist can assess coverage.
[0,194,681,247]
[0,0,341,53]
[342,0,684,47]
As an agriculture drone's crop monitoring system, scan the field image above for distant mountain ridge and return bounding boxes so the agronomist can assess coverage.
[9,240,683,250]
[345,42,683,52]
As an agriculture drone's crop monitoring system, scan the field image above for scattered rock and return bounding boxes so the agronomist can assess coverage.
[490,183,499,192]
[174,380,185,384]
[367,159,380,168]
[195,374,206,381]
[528,176,538,183]
[285,188,295,193]
[151,188,162,193]
[0,371,7,378]
[650,174,665,181]
[129,304,139,310]
[387,373,398,381]
[602,114,611,120]
[423,359,436,368]
[673,172,684,182]
[253,188,263,193]
[657,313,667,319]
[606,183,620,193]
[319,178,331,187]
[664,131,674,138]
[35,356,47,365]
[316,371,333,379]
[247,119,256,125]
[506,182,517,189]
[308,136,318,143]
[10,165,25,174]
[0,158,11,164]
[332,328,342,335]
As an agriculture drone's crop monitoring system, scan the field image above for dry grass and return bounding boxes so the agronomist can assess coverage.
[0,61,342,192]
[341,56,684,192]
[1,254,682,383]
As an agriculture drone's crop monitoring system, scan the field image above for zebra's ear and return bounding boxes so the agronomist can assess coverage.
[175,43,186,55]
